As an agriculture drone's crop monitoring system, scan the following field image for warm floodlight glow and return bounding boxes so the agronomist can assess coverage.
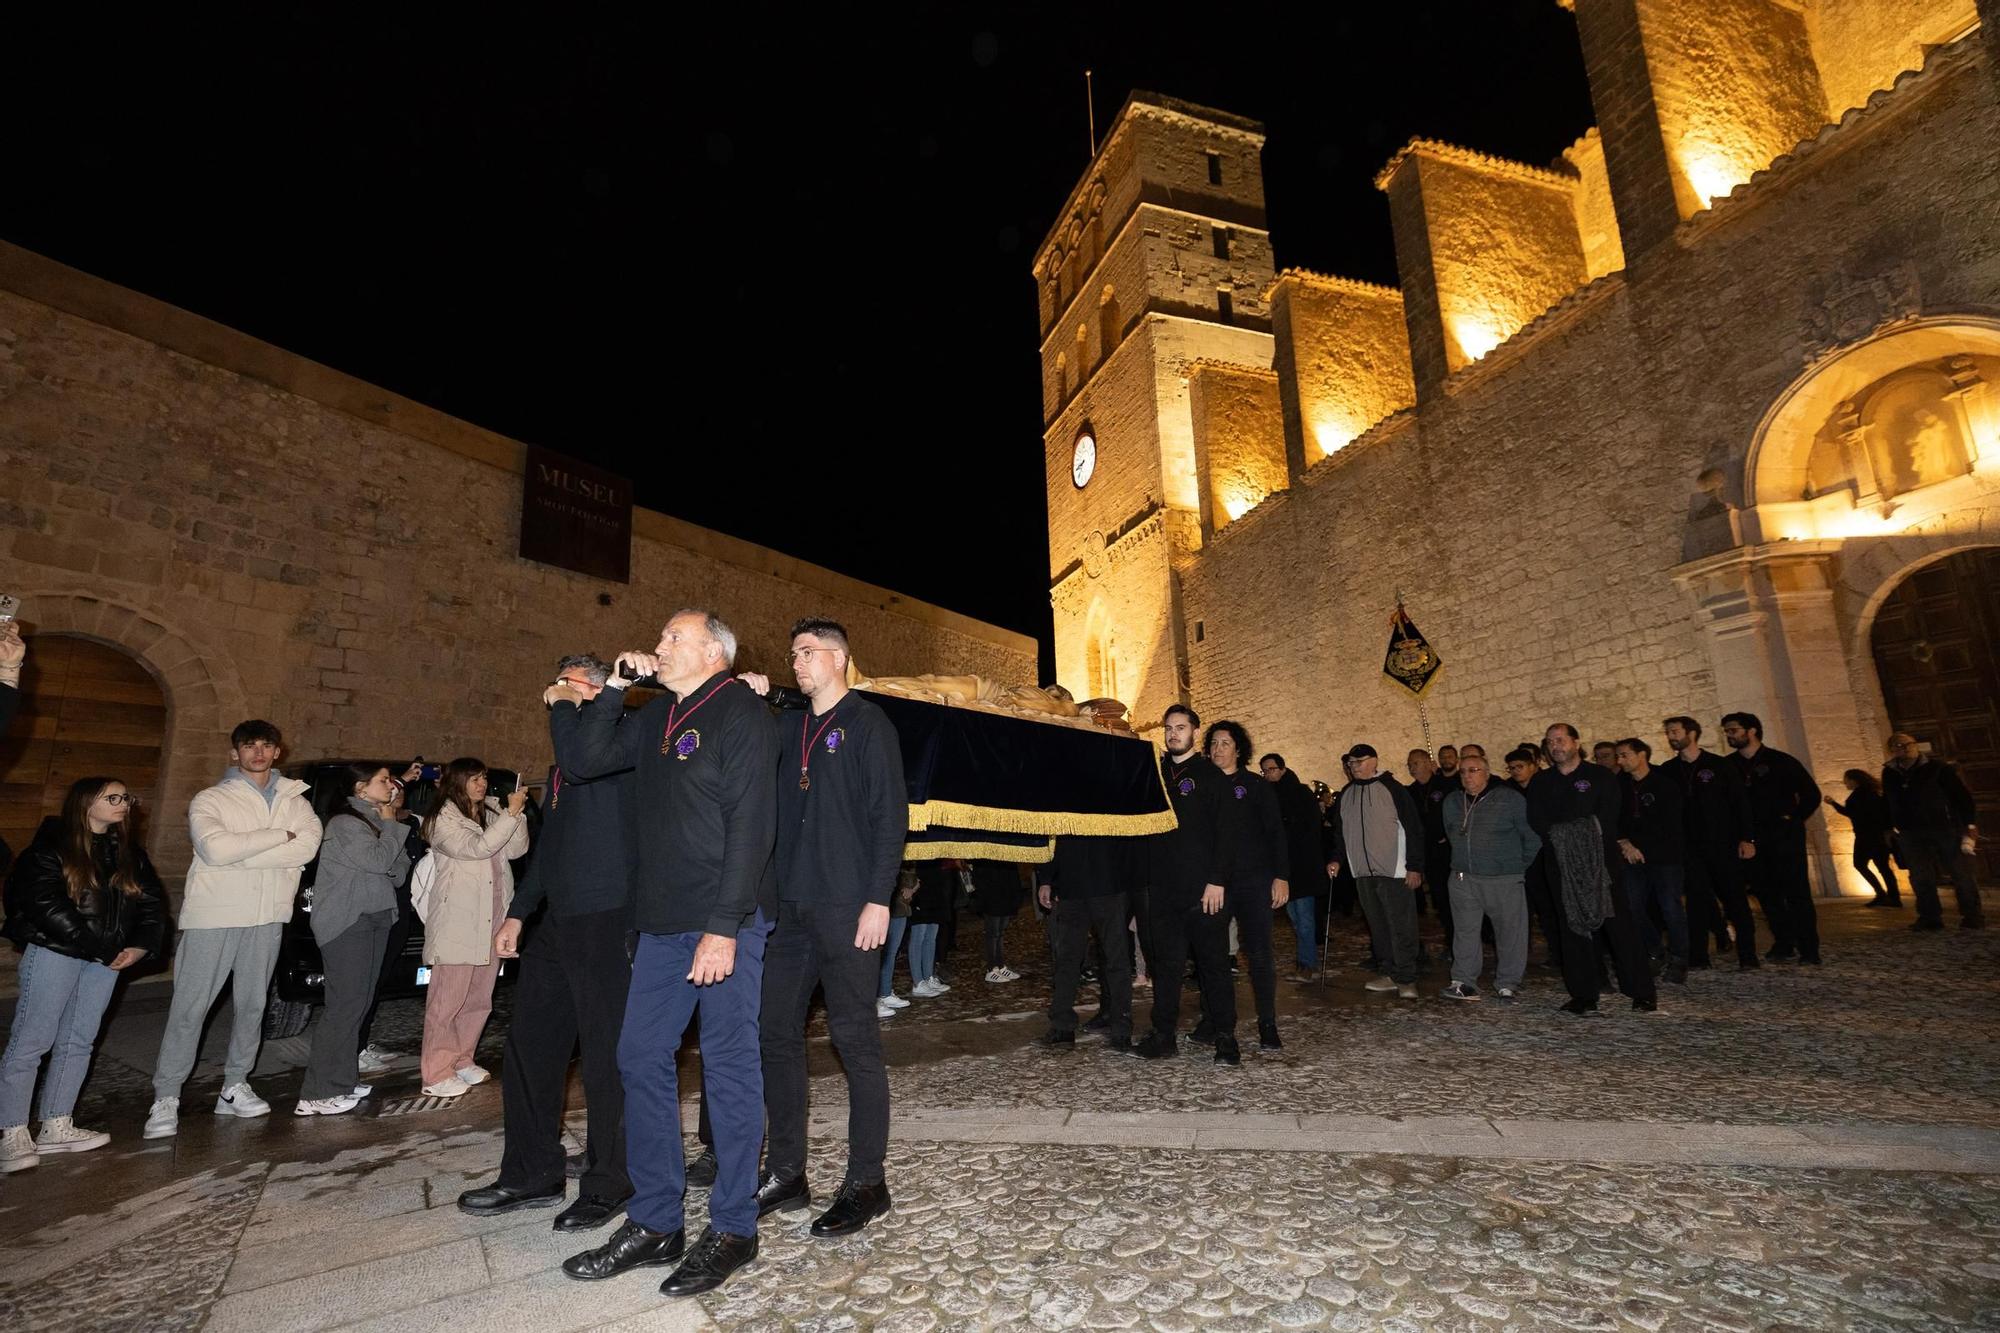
[1448,315,1506,365]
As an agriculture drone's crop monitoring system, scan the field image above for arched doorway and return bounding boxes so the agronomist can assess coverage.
[0,635,167,857]
[1870,548,2000,882]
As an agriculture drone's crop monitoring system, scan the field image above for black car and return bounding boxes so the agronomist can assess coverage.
[263,760,536,1039]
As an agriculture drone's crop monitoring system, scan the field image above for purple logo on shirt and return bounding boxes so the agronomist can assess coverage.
[1753,764,1770,779]
[1573,778,1591,793]
[824,728,845,754]
[673,729,700,761]
[1233,784,1248,800]
[1177,776,1195,796]
[1697,770,1715,784]
[1639,792,1656,807]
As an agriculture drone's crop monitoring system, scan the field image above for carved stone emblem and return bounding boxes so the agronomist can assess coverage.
[1082,530,1107,579]
[1801,264,1921,364]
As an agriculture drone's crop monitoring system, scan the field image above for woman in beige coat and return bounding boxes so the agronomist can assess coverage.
[418,759,529,1097]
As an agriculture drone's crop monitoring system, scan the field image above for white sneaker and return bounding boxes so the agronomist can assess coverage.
[351,1084,373,1098]
[295,1094,362,1117]
[880,993,910,1009]
[1363,975,1398,993]
[356,1045,400,1075]
[930,978,951,994]
[876,998,896,1019]
[143,1097,180,1139]
[999,967,1021,982]
[455,1064,491,1086]
[214,1083,271,1118]
[422,1077,470,1098]
[1,1125,38,1173]
[985,967,1008,983]
[910,978,937,998]
[34,1116,110,1154]
[1397,984,1419,1000]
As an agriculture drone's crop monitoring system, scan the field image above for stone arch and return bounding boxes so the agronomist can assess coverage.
[11,589,249,887]
[1098,283,1121,356]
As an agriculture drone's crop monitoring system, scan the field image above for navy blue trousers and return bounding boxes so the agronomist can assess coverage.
[618,915,769,1237]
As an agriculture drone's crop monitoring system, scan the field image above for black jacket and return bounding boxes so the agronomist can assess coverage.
[774,690,907,910]
[509,701,638,923]
[1272,771,1329,898]
[1672,748,1753,852]
[1148,752,1235,904]
[1883,757,1978,833]
[1038,836,1139,900]
[1829,787,1894,853]
[3,817,169,965]
[568,671,777,936]
[1213,767,1288,890]
[1727,745,1822,841]
[1618,766,1686,866]
[1330,773,1426,879]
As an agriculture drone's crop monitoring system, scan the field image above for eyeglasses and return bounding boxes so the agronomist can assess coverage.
[101,793,138,806]
[790,647,837,664]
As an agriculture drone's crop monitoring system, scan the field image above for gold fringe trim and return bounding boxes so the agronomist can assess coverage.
[904,837,1056,863]
[906,798,1179,838]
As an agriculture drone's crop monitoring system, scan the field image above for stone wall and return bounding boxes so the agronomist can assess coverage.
[0,254,1034,880]
[1269,273,1413,471]
[1809,0,1979,116]
[1188,363,1284,537]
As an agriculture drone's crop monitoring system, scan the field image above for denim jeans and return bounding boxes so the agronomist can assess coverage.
[879,916,909,997]
[907,922,939,982]
[1284,897,1319,968]
[1,944,120,1127]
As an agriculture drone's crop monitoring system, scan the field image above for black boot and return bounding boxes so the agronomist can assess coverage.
[1036,1028,1075,1048]
[754,1170,811,1217]
[684,1147,717,1188]
[458,1180,565,1215]
[564,1151,586,1180]
[1213,1035,1241,1066]
[659,1227,758,1297]
[553,1193,629,1232]
[1082,1012,1110,1032]
[1257,1023,1282,1051]
[562,1220,685,1280]
[1128,1033,1175,1059]
[810,1178,893,1237]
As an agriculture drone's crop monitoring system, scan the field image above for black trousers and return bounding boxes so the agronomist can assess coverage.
[498,906,632,1199]
[1750,831,1819,959]
[1223,885,1277,1033]
[1523,852,1565,967]
[1548,872,1656,1008]
[1684,843,1757,965]
[357,886,415,1053]
[1143,891,1233,1039]
[1425,841,1455,952]
[1048,892,1131,1037]
[761,898,889,1186]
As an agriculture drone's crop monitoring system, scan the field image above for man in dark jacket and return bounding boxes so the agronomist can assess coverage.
[1037,835,1136,1049]
[1260,754,1328,979]
[1129,704,1235,1062]
[560,610,777,1299]
[1663,716,1759,969]
[1614,738,1688,983]
[746,617,906,1238]
[1327,744,1426,997]
[1721,712,1824,964]
[460,654,637,1232]
[1408,749,1456,964]
[1883,732,1984,930]
[1527,724,1657,1014]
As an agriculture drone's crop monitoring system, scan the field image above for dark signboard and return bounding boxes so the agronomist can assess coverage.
[520,443,632,583]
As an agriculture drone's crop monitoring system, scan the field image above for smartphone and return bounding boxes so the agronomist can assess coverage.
[0,593,19,622]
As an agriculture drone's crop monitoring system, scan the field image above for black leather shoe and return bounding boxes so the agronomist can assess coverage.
[1213,1036,1241,1066]
[755,1170,811,1217]
[565,1151,586,1180]
[458,1180,565,1215]
[810,1178,892,1237]
[553,1193,629,1232]
[1037,1028,1075,1048]
[1082,1012,1110,1032]
[1631,997,1658,1013]
[1128,1033,1175,1059]
[1257,1024,1282,1051]
[1186,1021,1217,1046]
[562,1220,684,1280]
[1105,1034,1131,1051]
[1764,945,1796,961]
[1560,998,1599,1015]
[684,1147,717,1188]
[660,1227,759,1296]
[1911,918,1945,932]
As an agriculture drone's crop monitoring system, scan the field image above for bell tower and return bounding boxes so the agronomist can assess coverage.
[1034,92,1275,732]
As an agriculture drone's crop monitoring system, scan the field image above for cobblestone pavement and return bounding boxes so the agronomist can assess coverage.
[0,901,1993,1330]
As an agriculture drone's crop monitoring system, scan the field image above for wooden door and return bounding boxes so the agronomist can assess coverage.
[1870,548,2000,881]
[0,636,167,857]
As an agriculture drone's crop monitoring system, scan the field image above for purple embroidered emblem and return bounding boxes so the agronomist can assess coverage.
[1573,779,1591,792]
[1177,777,1194,796]
[1233,784,1247,799]
[673,729,700,760]
[1697,770,1714,783]
[824,728,845,754]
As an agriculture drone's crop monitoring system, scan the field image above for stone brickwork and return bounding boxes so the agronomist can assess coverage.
[1268,272,1413,471]
[0,251,1034,885]
[1187,362,1283,538]
[1809,0,1978,120]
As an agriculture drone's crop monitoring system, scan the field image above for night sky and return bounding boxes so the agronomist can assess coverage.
[6,4,1593,664]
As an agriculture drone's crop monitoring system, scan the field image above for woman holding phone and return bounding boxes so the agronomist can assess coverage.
[419,759,529,1098]
[295,764,411,1116]
[1,777,167,1171]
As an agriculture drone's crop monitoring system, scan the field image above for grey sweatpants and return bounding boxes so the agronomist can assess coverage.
[1449,871,1528,992]
[152,923,283,1099]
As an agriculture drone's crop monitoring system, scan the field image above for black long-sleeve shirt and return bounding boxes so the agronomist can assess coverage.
[1673,748,1753,852]
[1213,767,1288,890]
[1039,835,1139,900]
[510,701,637,922]
[1527,759,1622,875]
[1273,771,1328,897]
[774,689,907,910]
[1618,765,1686,866]
[1148,752,1234,905]
[567,670,776,936]
[1727,744,1822,841]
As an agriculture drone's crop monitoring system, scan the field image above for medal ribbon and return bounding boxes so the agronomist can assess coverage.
[660,676,738,750]
[800,703,843,789]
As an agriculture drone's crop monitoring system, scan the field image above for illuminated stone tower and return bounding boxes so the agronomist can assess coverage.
[1034,92,1275,731]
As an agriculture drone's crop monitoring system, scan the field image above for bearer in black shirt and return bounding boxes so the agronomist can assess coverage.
[1722,711,1825,964]
[1663,716,1760,968]
[740,617,905,1239]
[1613,738,1689,983]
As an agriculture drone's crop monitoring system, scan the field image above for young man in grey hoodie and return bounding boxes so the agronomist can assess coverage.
[1326,744,1427,997]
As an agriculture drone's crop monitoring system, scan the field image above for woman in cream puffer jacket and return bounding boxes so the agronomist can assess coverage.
[418,759,529,1095]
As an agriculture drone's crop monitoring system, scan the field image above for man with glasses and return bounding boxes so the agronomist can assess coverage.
[741,618,906,1237]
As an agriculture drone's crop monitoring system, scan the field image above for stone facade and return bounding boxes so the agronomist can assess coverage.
[0,245,1034,884]
[1041,3,2000,895]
